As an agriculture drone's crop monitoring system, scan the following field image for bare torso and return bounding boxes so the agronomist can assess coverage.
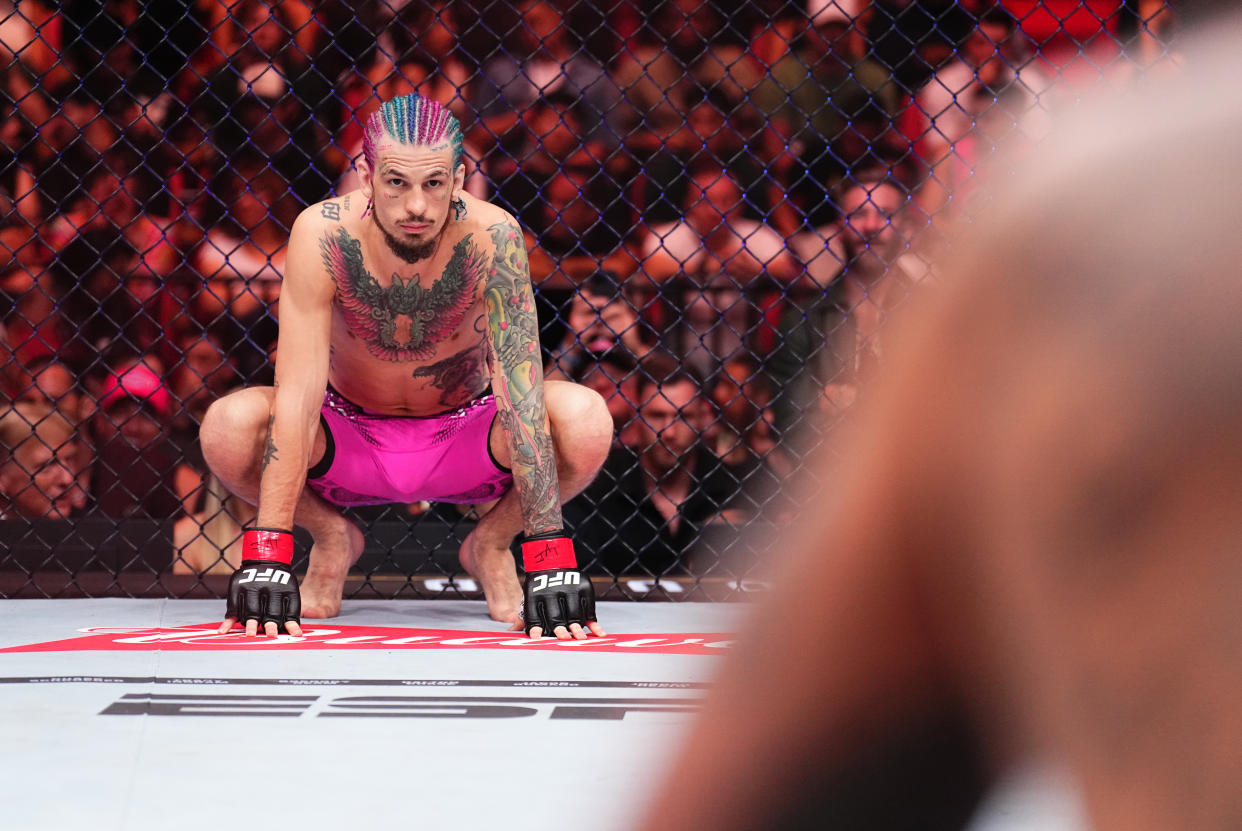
[307,189,506,416]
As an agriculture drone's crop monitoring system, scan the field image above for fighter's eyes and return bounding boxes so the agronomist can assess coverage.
[385,177,443,189]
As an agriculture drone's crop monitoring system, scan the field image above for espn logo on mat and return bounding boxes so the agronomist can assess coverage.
[529,571,580,592]
[99,693,700,721]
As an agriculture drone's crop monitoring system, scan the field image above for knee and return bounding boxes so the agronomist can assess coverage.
[200,389,271,468]
[547,382,613,471]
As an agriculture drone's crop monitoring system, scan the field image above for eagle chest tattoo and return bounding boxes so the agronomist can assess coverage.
[322,228,487,361]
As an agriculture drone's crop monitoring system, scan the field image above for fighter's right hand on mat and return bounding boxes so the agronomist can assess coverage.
[217,528,304,637]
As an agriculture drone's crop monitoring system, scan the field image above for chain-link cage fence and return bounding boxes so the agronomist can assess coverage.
[0,0,1178,600]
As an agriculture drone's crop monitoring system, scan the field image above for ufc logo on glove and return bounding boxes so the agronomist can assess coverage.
[237,567,292,586]
[529,571,581,592]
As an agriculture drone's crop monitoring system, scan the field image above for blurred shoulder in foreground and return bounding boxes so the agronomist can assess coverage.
[639,15,1242,831]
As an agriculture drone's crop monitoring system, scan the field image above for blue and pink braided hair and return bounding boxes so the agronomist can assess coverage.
[361,94,464,171]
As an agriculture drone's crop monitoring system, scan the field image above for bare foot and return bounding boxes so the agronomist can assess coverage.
[300,573,344,619]
[300,520,365,619]
[459,530,522,626]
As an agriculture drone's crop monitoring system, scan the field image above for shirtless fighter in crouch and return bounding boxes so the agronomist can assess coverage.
[201,94,613,639]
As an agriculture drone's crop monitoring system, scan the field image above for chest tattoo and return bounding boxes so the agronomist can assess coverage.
[320,228,488,362]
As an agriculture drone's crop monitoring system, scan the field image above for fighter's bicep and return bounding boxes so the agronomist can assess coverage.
[273,213,334,403]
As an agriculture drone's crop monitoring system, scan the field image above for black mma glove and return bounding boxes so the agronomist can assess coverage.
[224,528,301,634]
[519,530,596,637]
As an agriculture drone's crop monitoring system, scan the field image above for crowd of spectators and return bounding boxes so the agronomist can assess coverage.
[0,0,1175,578]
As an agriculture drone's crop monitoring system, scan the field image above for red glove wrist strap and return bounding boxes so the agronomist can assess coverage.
[520,534,577,571]
[243,528,295,565]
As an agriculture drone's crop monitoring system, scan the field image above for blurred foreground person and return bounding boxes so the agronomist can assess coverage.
[639,19,1242,831]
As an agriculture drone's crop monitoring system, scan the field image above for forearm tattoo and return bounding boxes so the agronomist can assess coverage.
[261,413,279,473]
[485,220,561,534]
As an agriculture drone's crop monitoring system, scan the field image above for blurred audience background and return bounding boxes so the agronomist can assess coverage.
[0,0,1179,582]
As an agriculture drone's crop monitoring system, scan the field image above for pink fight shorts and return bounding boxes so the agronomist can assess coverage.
[305,386,513,507]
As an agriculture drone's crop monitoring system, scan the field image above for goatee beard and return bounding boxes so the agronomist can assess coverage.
[376,215,438,263]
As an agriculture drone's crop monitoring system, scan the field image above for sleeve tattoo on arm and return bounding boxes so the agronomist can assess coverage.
[485,220,561,534]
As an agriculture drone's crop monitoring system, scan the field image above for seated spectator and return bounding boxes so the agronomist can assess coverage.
[196,158,290,311]
[88,358,197,519]
[40,150,123,253]
[545,270,657,382]
[564,357,750,576]
[42,147,173,332]
[769,170,925,445]
[166,323,251,575]
[187,0,334,204]
[194,0,319,80]
[615,3,760,145]
[906,6,1054,221]
[34,83,121,227]
[706,356,792,537]
[123,213,202,346]
[0,1,71,95]
[172,468,256,575]
[166,322,242,498]
[0,400,88,520]
[11,352,93,510]
[751,0,901,155]
[12,353,86,424]
[785,137,847,238]
[79,240,187,374]
[485,91,593,221]
[638,86,795,234]
[381,0,473,117]
[524,146,637,290]
[471,0,621,148]
[106,72,201,213]
[571,349,642,450]
[171,324,241,432]
[0,88,40,232]
[0,224,47,329]
[615,0,762,126]
[865,0,976,94]
[708,355,787,477]
[193,158,289,355]
[0,1,70,164]
[2,262,72,377]
[789,167,924,289]
[609,1,700,149]
[61,0,208,105]
[640,162,797,284]
[640,162,798,376]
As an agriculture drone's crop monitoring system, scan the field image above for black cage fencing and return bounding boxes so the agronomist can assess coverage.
[0,0,1178,600]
